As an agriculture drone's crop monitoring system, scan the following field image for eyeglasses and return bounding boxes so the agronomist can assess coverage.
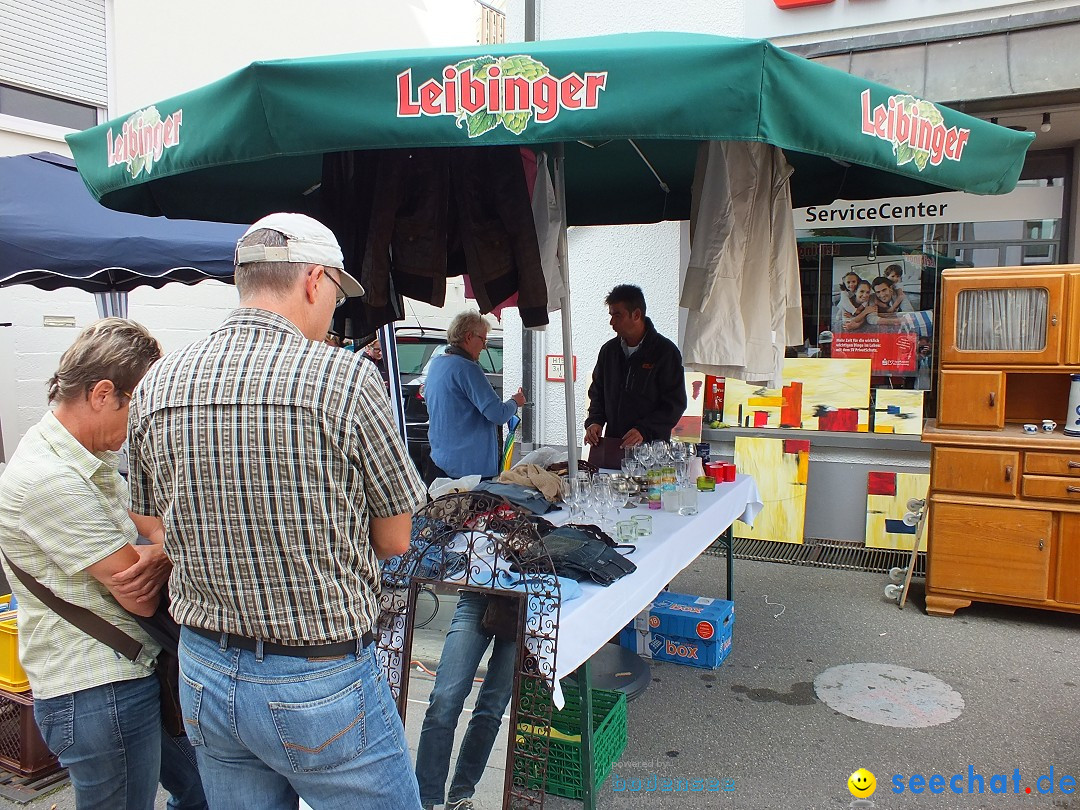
[325,272,348,308]
[471,331,488,346]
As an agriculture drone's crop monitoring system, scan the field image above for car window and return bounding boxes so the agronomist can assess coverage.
[478,344,503,374]
[396,340,442,375]
[420,344,450,375]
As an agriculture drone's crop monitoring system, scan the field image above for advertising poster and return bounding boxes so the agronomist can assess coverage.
[829,255,931,376]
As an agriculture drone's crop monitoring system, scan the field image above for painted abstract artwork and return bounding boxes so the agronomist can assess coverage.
[734,436,809,545]
[865,471,930,550]
[872,390,925,435]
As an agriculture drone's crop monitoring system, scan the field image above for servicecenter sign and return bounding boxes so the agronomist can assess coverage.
[794,185,1063,229]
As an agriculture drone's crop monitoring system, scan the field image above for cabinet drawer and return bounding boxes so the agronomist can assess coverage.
[1024,452,1080,478]
[927,501,1050,601]
[932,447,1019,496]
[1021,475,1080,501]
[937,370,1005,429]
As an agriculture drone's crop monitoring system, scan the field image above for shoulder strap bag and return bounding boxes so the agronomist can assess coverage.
[1,552,185,737]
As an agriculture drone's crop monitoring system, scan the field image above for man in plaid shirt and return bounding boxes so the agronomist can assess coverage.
[128,213,426,810]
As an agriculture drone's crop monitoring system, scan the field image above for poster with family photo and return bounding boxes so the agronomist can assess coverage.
[828,255,931,377]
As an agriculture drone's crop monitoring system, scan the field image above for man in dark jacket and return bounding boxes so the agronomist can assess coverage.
[584,284,687,448]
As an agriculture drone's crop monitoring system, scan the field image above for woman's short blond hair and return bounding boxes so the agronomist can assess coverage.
[47,318,162,404]
[447,310,489,347]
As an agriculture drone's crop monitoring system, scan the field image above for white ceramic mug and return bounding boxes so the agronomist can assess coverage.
[1043,420,1057,432]
[1023,423,1038,434]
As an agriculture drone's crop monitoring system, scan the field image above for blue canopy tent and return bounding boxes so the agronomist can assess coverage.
[0,152,242,314]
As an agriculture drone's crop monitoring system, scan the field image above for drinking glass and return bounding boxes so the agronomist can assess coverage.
[594,474,615,529]
[632,442,653,468]
[674,459,690,489]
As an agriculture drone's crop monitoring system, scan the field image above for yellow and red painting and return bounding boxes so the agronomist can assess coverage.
[865,471,930,550]
[734,436,809,545]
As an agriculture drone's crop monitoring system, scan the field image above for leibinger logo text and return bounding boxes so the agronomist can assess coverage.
[891,766,1077,795]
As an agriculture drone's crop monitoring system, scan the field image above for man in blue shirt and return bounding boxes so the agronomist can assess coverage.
[424,310,524,481]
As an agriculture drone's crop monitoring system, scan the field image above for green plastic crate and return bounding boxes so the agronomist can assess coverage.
[517,683,628,800]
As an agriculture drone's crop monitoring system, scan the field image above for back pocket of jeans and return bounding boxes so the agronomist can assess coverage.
[269,681,366,773]
[179,671,206,747]
[35,697,74,759]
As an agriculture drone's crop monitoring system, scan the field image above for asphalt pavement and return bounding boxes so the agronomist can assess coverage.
[4,554,1078,810]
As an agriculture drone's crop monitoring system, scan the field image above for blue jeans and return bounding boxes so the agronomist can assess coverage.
[178,626,419,810]
[33,674,207,810]
[415,591,517,807]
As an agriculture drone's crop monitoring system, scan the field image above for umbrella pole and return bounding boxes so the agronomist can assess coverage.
[379,322,408,444]
[553,144,579,476]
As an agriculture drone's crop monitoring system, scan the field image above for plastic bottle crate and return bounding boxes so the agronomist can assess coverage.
[0,597,28,693]
[516,682,627,800]
[0,688,59,778]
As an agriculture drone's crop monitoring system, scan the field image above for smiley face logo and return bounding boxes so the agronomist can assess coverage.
[848,768,876,798]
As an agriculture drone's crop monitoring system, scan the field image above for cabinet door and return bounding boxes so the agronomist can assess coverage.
[933,447,1018,496]
[941,272,1065,365]
[928,501,1051,601]
[937,370,1005,429]
[1068,273,1080,366]
[1056,513,1080,604]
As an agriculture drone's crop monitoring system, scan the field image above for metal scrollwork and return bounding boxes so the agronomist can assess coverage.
[376,491,561,810]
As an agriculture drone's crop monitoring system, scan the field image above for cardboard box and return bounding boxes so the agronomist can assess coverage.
[619,592,734,669]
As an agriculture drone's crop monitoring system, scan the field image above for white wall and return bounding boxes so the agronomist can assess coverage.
[109,0,480,112]
[0,282,238,456]
[501,0,744,448]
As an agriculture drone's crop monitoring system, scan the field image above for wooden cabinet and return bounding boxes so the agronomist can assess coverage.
[923,424,1080,617]
[927,501,1050,601]
[931,447,1018,497]
[926,265,1080,617]
[936,371,1004,429]
[940,270,1067,366]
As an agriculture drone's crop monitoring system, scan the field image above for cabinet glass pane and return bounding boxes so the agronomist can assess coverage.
[955,288,1047,351]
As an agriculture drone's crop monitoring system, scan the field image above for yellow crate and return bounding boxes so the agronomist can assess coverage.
[0,613,28,693]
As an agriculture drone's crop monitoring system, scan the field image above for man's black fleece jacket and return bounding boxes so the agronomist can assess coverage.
[584,318,687,442]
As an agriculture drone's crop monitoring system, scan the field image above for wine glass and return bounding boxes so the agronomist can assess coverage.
[632,442,653,469]
[650,439,671,466]
[594,474,620,531]
[573,472,593,523]
[620,458,643,508]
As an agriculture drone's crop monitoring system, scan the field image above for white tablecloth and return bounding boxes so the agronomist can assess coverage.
[548,474,762,706]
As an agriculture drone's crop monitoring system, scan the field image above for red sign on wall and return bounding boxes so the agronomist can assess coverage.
[773,0,834,8]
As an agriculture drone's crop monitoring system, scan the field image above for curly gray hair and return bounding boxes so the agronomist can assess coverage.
[446,310,489,347]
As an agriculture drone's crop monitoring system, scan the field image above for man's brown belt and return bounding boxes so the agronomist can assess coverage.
[187,626,375,658]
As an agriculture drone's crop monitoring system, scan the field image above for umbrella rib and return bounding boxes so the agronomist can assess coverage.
[627,139,670,194]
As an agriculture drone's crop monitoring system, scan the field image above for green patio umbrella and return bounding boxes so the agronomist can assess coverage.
[65,31,1034,474]
[67,31,1032,225]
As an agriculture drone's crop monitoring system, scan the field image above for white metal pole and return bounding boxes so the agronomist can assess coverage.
[552,144,578,475]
